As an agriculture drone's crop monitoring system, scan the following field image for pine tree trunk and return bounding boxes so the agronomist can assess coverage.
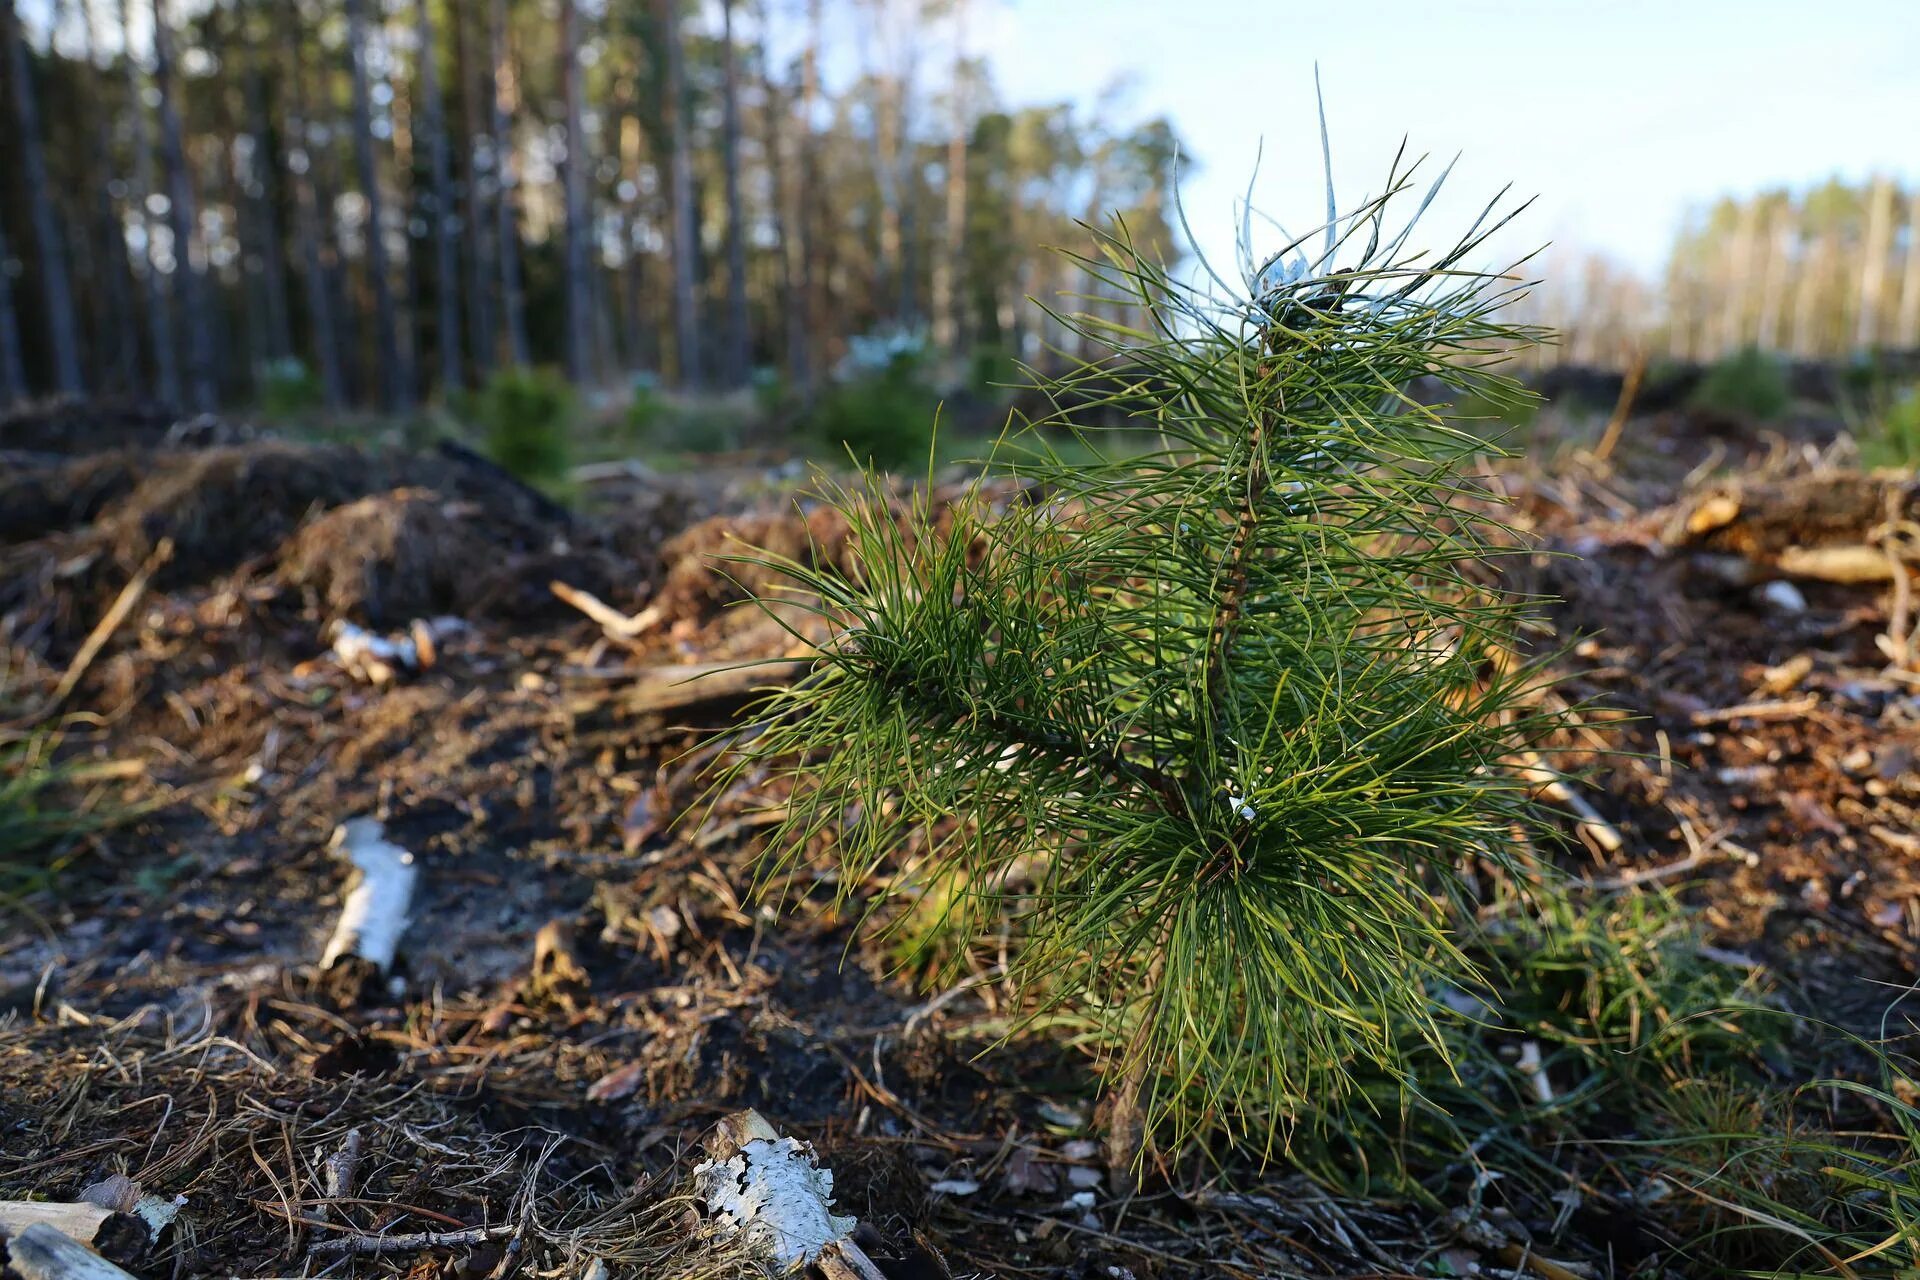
[559,0,591,383]
[121,0,180,404]
[152,0,218,408]
[1896,194,1920,351]
[453,0,494,378]
[718,0,749,387]
[756,17,803,394]
[1857,176,1895,353]
[489,0,530,367]
[661,0,700,387]
[930,0,966,353]
[79,0,140,391]
[413,0,462,395]
[283,0,345,408]
[793,0,820,400]
[615,71,649,371]
[0,214,26,403]
[345,0,412,409]
[239,0,293,363]
[3,0,85,393]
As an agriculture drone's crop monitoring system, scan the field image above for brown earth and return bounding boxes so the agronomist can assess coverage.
[0,399,1916,1279]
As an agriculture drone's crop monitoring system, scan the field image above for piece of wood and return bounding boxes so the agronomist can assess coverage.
[619,660,802,717]
[320,820,419,973]
[4,1223,141,1280]
[0,1204,113,1246]
[1778,544,1897,584]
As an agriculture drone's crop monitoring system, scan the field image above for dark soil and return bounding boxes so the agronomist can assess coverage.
[1,402,1915,1279]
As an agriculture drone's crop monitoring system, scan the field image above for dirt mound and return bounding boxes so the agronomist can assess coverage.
[0,426,623,653]
[0,396,188,455]
[646,503,854,626]
[96,442,382,588]
[0,450,145,544]
[277,487,500,626]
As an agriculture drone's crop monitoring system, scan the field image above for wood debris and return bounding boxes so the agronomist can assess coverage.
[320,819,419,976]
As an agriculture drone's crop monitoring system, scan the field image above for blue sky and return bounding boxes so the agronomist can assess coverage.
[979,0,1920,283]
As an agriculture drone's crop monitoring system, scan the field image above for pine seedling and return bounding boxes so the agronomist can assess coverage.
[719,137,1562,1166]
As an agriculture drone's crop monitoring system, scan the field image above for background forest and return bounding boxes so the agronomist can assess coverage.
[0,0,1179,441]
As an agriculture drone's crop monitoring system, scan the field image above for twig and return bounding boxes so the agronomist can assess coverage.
[1590,350,1644,465]
[10,538,173,726]
[549,580,660,640]
[324,1128,364,1202]
[307,1224,516,1257]
[1517,752,1623,856]
[1690,694,1819,725]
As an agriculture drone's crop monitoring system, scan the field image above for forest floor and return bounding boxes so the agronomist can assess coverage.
[1,397,1917,1279]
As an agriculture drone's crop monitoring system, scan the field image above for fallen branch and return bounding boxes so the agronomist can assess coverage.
[320,820,419,974]
[306,1224,516,1257]
[626,660,795,714]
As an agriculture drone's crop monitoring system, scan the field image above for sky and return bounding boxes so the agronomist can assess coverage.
[977,0,1920,286]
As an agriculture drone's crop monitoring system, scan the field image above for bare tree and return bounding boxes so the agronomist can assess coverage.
[3,0,85,393]
[661,0,700,386]
[718,0,749,386]
[489,0,529,366]
[151,0,218,408]
[413,0,461,394]
[559,0,591,383]
[344,0,412,409]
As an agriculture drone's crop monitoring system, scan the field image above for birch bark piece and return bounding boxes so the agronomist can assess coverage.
[693,1108,885,1278]
[3,1223,142,1280]
[320,819,419,973]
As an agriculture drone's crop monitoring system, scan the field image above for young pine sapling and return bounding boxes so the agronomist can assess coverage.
[721,145,1560,1167]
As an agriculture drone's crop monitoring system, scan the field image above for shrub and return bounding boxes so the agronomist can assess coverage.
[472,367,574,483]
[1860,385,1920,470]
[624,377,754,454]
[719,150,1563,1163]
[259,356,324,419]
[1689,346,1791,422]
[804,330,940,468]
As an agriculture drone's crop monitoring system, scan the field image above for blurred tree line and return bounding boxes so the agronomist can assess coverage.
[1521,177,1920,370]
[0,0,1183,411]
